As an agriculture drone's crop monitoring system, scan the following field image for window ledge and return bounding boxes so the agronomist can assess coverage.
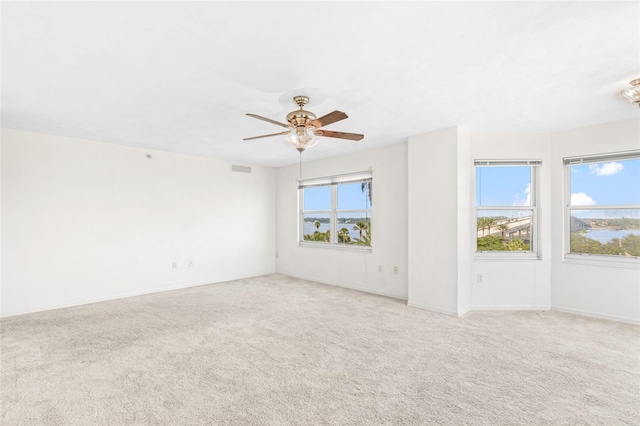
[298,241,372,253]
[563,254,640,269]
[475,252,540,261]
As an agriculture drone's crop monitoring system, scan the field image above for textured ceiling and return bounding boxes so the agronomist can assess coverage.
[2,2,639,167]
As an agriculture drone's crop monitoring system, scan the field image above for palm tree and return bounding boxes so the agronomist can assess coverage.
[338,228,351,243]
[477,218,486,236]
[314,220,321,230]
[361,181,372,206]
[353,221,371,246]
[304,230,330,242]
[498,223,508,236]
[477,217,493,237]
[353,221,368,240]
[486,218,496,236]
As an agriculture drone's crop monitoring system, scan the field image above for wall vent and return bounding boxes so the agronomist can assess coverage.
[231,165,252,174]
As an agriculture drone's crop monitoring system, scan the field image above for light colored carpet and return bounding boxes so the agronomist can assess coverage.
[1,274,639,425]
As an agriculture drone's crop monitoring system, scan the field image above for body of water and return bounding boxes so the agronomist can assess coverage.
[303,222,364,240]
[585,229,640,243]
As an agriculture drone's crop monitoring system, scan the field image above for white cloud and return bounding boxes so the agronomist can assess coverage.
[571,192,597,206]
[589,162,624,176]
[512,183,531,206]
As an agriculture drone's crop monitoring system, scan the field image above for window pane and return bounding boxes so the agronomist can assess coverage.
[303,186,331,211]
[338,181,372,210]
[302,213,330,243]
[570,158,640,206]
[476,209,533,252]
[476,166,531,207]
[337,213,371,246]
[569,209,640,256]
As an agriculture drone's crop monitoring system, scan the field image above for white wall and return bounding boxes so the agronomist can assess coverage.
[3,120,637,324]
[407,126,472,316]
[457,127,472,315]
[275,142,408,299]
[1,129,276,317]
[470,131,552,310]
[550,119,640,324]
[0,136,2,313]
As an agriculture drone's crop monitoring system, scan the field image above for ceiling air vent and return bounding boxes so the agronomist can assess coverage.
[231,164,252,174]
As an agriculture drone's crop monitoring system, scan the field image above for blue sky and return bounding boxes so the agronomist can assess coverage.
[570,159,640,206]
[303,183,370,211]
[476,159,640,209]
[476,166,531,206]
[304,159,639,214]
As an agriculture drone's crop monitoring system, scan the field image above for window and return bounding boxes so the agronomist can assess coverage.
[564,151,640,261]
[299,171,372,248]
[475,160,540,256]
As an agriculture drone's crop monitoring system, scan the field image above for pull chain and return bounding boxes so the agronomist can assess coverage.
[299,151,302,178]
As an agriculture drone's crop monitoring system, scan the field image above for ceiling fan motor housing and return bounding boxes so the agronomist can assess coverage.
[286,110,316,127]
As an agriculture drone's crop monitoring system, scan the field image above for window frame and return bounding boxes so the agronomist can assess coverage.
[474,160,541,259]
[563,151,640,267]
[298,171,373,251]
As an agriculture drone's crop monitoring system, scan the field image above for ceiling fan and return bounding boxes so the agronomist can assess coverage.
[244,96,364,152]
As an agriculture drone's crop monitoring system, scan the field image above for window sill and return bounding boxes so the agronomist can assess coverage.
[298,241,372,253]
[475,252,540,261]
[563,254,640,269]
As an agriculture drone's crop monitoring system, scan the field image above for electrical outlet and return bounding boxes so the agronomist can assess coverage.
[172,261,177,269]
[378,265,383,273]
[477,274,484,283]
[188,259,193,268]
[393,266,399,275]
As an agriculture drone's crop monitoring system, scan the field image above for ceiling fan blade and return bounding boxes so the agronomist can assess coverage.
[310,110,348,129]
[243,131,290,141]
[314,130,364,141]
[246,113,290,129]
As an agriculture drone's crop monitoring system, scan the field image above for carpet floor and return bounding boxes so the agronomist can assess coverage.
[1,274,639,425]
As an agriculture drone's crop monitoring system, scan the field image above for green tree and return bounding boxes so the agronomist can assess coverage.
[353,221,368,240]
[507,238,527,251]
[314,220,321,230]
[477,217,496,237]
[621,234,640,256]
[338,228,351,244]
[304,230,330,242]
[353,221,371,246]
[498,223,508,236]
[361,181,372,205]
[571,233,602,254]
[477,235,506,251]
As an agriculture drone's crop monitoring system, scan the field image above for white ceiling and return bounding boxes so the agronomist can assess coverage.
[2,2,639,167]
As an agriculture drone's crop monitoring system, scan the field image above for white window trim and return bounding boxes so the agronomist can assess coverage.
[474,160,540,259]
[563,151,640,268]
[298,171,373,252]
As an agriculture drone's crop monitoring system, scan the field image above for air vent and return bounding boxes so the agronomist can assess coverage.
[231,165,252,174]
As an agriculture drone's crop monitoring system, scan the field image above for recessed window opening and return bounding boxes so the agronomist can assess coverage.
[298,171,372,249]
[475,160,541,256]
[564,151,640,260]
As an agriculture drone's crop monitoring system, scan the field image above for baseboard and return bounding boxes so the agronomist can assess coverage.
[407,301,460,317]
[471,305,551,311]
[551,306,640,325]
[0,273,271,319]
[277,271,408,301]
[458,306,472,317]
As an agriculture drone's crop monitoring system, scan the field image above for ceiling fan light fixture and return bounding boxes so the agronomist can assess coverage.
[620,78,640,107]
[285,126,318,152]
